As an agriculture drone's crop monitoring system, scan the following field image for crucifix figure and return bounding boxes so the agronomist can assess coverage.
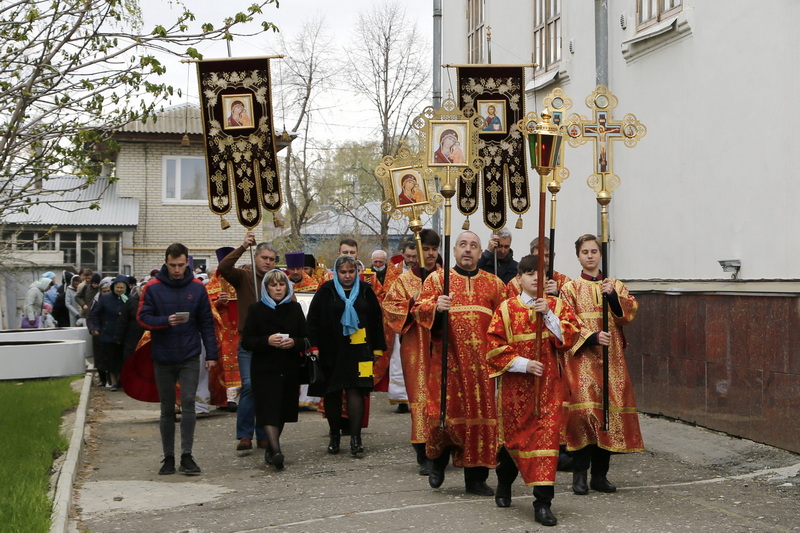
[584,112,621,174]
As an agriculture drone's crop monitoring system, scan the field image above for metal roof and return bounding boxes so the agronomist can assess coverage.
[2,176,139,227]
[119,103,204,135]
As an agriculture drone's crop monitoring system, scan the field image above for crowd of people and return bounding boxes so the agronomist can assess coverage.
[21,227,643,527]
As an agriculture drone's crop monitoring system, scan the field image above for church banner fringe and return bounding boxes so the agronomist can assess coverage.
[196,57,281,230]
[456,66,529,231]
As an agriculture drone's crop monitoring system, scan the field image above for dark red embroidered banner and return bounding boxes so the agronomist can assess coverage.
[197,57,281,229]
[456,66,529,230]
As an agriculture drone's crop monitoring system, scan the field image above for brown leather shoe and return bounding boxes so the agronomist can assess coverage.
[236,437,252,451]
[256,439,268,449]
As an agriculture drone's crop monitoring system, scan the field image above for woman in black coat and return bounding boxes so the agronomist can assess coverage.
[306,255,386,457]
[242,269,308,470]
[90,275,129,391]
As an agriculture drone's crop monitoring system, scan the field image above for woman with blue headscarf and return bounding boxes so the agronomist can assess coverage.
[242,269,308,470]
[306,254,386,457]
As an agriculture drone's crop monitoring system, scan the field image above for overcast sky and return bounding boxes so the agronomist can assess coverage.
[139,0,434,143]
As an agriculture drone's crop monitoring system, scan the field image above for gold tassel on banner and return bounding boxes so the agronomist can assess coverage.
[462,216,470,230]
[220,216,231,230]
[272,213,284,228]
[515,215,523,229]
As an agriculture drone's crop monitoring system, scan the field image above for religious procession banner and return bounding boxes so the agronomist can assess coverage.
[196,57,281,229]
[456,65,528,230]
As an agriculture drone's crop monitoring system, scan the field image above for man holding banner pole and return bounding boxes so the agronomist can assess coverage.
[218,231,278,452]
[413,231,506,496]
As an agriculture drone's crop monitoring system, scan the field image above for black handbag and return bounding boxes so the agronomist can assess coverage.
[299,338,324,386]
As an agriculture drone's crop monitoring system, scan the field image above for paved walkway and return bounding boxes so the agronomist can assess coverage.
[65,383,800,532]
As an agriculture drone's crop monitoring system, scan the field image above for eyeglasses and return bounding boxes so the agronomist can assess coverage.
[496,244,511,249]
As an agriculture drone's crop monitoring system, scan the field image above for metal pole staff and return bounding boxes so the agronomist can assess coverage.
[598,190,611,432]
[438,167,456,430]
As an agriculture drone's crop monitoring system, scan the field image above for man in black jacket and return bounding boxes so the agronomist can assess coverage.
[477,227,518,284]
[137,243,218,476]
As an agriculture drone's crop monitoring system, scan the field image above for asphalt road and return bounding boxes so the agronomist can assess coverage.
[70,388,800,533]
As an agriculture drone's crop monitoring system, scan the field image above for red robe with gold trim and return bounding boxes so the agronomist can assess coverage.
[506,270,571,298]
[288,271,319,293]
[486,295,581,485]
[413,268,506,468]
[382,265,440,443]
[560,275,644,453]
[372,263,405,391]
[206,272,241,405]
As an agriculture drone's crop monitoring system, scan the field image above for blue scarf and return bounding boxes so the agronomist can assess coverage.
[332,256,360,336]
[260,269,294,309]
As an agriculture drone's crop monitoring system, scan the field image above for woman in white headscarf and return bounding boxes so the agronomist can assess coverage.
[242,269,307,470]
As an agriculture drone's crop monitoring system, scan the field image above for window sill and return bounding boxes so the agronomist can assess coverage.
[621,12,692,62]
[524,68,569,94]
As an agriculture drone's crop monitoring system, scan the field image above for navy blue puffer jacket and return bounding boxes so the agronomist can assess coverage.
[136,265,218,364]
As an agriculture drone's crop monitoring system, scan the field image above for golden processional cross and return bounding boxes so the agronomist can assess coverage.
[564,84,646,431]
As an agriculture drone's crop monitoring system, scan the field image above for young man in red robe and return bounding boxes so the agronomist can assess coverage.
[486,254,581,526]
[381,229,441,475]
[560,234,644,495]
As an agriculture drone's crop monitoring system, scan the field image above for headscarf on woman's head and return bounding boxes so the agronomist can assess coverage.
[332,255,360,336]
[260,268,294,309]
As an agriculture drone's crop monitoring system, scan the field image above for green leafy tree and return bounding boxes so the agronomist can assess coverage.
[0,0,278,220]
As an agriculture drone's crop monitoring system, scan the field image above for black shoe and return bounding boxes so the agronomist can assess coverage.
[350,435,364,456]
[465,481,495,497]
[158,455,175,475]
[327,431,340,454]
[179,454,201,475]
[419,459,432,476]
[272,452,285,470]
[495,482,512,507]
[428,465,445,488]
[572,470,588,495]
[534,506,558,526]
[590,475,617,493]
[264,448,274,465]
[395,403,409,414]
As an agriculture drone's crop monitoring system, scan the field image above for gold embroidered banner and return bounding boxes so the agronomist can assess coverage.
[456,66,528,230]
[197,57,281,229]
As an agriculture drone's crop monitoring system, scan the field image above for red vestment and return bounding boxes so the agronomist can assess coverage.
[413,269,506,468]
[382,265,440,442]
[206,272,241,405]
[289,271,319,293]
[560,275,644,453]
[486,295,581,485]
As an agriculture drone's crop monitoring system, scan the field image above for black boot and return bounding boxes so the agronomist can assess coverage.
[350,435,364,456]
[327,431,340,455]
[572,470,589,495]
[412,443,426,465]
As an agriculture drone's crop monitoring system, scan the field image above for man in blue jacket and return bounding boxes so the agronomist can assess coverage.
[137,243,218,476]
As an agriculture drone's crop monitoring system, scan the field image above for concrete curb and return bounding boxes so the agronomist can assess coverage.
[50,371,93,533]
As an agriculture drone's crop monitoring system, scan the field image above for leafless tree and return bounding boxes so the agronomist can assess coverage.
[274,16,335,242]
[345,0,430,248]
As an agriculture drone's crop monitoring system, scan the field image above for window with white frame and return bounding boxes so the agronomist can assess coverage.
[637,0,682,30]
[163,156,207,204]
[467,0,485,64]
[533,0,561,73]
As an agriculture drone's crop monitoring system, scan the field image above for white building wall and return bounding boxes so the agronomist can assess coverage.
[440,0,800,281]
